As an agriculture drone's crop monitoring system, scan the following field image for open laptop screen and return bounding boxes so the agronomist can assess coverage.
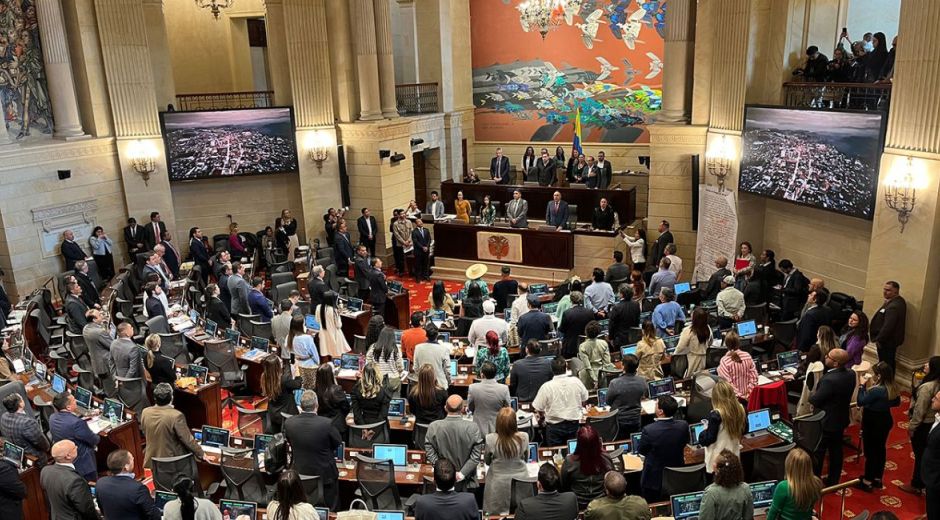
[735,320,757,337]
[73,386,93,410]
[747,408,772,433]
[671,492,704,519]
[372,444,407,466]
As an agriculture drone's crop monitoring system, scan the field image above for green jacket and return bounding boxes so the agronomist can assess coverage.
[585,495,651,520]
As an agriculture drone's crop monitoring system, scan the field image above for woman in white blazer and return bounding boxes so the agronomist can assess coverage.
[316,291,351,359]
[622,228,647,272]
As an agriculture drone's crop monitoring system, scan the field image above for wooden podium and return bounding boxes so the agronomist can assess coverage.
[385,291,411,330]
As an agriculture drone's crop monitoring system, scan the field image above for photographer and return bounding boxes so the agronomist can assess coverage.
[792,46,829,81]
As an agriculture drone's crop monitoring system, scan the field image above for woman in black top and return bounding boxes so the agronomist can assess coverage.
[315,363,351,435]
[144,334,176,387]
[351,363,392,425]
[461,283,485,319]
[204,283,231,329]
[261,355,301,433]
[407,364,447,424]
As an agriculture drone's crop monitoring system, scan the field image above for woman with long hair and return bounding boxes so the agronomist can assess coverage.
[427,281,456,315]
[554,146,566,167]
[483,407,530,514]
[699,380,746,473]
[475,330,510,383]
[289,315,319,388]
[560,425,613,508]
[407,364,447,424]
[454,191,472,224]
[364,315,385,351]
[316,291,350,360]
[732,241,755,291]
[622,228,647,273]
[163,476,221,520]
[805,325,839,369]
[566,148,583,183]
[279,208,300,262]
[204,283,232,329]
[675,308,711,378]
[88,225,115,280]
[144,334,176,387]
[864,32,889,82]
[228,222,247,257]
[315,362,351,434]
[901,356,940,495]
[856,361,901,491]
[717,332,758,400]
[766,448,822,520]
[479,194,497,226]
[841,311,869,368]
[699,450,753,520]
[351,362,392,424]
[522,146,537,180]
[267,469,317,520]
[461,282,485,318]
[635,319,665,381]
[365,327,404,396]
[261,355,301,433]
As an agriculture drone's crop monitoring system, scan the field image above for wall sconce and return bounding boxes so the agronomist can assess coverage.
[706,135,735,191]
[128,139,158,186]
[391,152,406,162]
[884,156,922,233]
[304,131,331,171]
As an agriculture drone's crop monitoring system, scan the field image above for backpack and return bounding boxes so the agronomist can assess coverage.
[263,433,288,474]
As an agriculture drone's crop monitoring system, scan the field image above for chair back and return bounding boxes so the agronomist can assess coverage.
[315,257,333,270]
[355,455,403,510]
[586,411,619,442]
[325,264,340,293]
[220,448,269,505]
[794,410,826,454]
[31,395,55,434]
[272,282,297,306]
[271,272,295,288]
[685,392,713,424]
[705,348,726,369]
[567,204,578,228]
[237,313,260,338]
[752,442,795,482]
[298,474,325,506]
[509,478,538,513]
[235,406,270,437]
[412,422,430,450]
[670,354,689,380]
[744,303,768,324]
[348,421,390,449]
[597,368,621,390]
[157,332,190,365]
[537,338,561,357]
[115,376,150,416]
[213,235,230,252]
[316,247,333,260]
[772,319,798,350]
[250,320,273,341]
[661,463,706,497]
[152,453,201,494]
[353,335,368,355]
[145,315,169,335]
[455,317,474,337]
[204,340,244,389]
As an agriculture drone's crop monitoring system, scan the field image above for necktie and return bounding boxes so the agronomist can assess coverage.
[554,201,559,213]
[154,224,161,244]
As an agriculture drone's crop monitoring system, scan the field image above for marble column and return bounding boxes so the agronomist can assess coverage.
[659,0,695,123]
[350,0,383,121]
[36,0,87,139]
[326,0,357,122]
[264,0,293,106]
[374,0,399,118]
[141,0,177,111]
[707,0,750,131]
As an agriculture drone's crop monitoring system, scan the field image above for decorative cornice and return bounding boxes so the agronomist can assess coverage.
[0,138,117,172]
[32,199,98,231]
[337,120,416,141]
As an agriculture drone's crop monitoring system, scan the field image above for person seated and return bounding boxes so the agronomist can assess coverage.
[1,393,49,465]
[584,471,651,520]
[415,459,480,520]
[699,450,754,520]
[637,396,689,501]
[515,463,579,520]
[560,425,613,508]
[428,281,457,316]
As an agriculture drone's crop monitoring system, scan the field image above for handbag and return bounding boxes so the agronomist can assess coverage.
[337,499,377,520]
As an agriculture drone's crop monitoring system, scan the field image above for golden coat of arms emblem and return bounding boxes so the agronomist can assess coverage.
[487,235,510,260]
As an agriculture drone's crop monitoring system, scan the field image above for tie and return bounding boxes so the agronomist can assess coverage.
[554,201,559,213]
[153,224,161,244]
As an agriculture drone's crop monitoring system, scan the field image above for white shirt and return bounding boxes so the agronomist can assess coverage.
[468,315,509,348]
[932,414,940,433]
[532,375,589,424]
[510,294,530,325]
[667,254,683,276]
[717,286,745,318]
[623,236,646,264]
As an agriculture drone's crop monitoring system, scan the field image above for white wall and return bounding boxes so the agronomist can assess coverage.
[846,0,900,42]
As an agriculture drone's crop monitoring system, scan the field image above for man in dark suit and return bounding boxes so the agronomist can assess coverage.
[700,256,732,302]
[307,265,328,309]
[536,149,557,186]
[490,147,510,184]
[217,262,233,311]
[143,211,166,252]
[649,220,673,270]
[414,459,479,520]
[796,288,831,351]
[158,232,181,279]
[607,285,640,347]
[869,280,907,370]
[545,191,570,230]
[356,208,378,257]
[123,217,144,263]
[778,259,809,321]
[412,218,432,282]
[73,261,100,308]
[49,393,100,482]
[64,282,90,335]
[809,348,856,486]
[0,451,26,520]
[333,221,355,275]
[515,463,579,520]
[212,250,231,281]
[637,395,689,501]
[188,227,210,283]
[921,389,940,520]
[508,340,554,401]
[41,440,100,520]
[583,156,601,189]
[248,277,273,322]
[559,292,595,357]
[144,283,167,320]
[353,245,372,300]
[596,151,613,189]
[61,230,86,271]
[95,450,161,519]
[284,390,342,508]
[592,198,616,230]
[143,252,170,290]
[368,258,389,315]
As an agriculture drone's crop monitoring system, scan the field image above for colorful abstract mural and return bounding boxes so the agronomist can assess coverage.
[470,0,665,144]
[0,0,53,140]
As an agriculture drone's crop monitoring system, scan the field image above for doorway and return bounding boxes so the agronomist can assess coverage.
[413,151,427,206]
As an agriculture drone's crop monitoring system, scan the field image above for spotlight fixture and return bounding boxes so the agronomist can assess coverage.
[391,153,406,162]
[379,149,391,160]
[410,138,425,147]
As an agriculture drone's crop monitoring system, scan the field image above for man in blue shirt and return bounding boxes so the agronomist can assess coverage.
[247,276,273,322]
[584,267,614,317]
[648,257,677,299]
[517,294,553,347]
[652,287,685,336]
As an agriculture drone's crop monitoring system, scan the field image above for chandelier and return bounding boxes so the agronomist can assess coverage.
[196,0,234,19]
[517,0,569,40]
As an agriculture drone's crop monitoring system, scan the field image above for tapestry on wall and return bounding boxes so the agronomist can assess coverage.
[0,0,53,140]
[470,0,665,144]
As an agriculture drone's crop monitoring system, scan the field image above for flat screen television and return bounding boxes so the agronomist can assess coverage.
[160,107,299,181]
[739,105,886,220]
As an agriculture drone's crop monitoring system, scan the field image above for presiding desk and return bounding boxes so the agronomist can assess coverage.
[433,221,575,270]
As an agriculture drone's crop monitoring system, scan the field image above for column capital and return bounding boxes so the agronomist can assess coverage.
[664,0,695,42]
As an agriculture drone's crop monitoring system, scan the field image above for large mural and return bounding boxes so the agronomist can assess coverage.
[470,0,665,144]
[0,0,53,141]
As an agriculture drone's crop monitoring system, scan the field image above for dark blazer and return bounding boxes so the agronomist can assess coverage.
[206,296,231,328]
[189,237,210,273]
[650,230,673,268]
[147,353,177,387]
[0,459,26,520]
[515,491,580,520]
[508,355,554,402]
[369,268,388,307]
[61,240,86,270]
[637,417,690,493]
[412,227,432,254]
[307,277,328,309]
[780,269,809,320]
[608,299,641,347]
[143,221,166,252]
[592,206,616,230]
[96,474,161,520]
[809,366,856,432]
[162,242,181,279]
[49,411,101,481]
[415,490,479,520]
[596,160,613,189]
[334,232,354,268]
[796,305,830,351]
[490,156,510,183]
[40,463,100,520]
[536,158,557,186]
[75,272,100,308]
[559,305,595,357]
[584,165,600,189]
[922,416,940,490]
[145,296,166,320]
[124,225,144,258]
[142,264,169,290]
[283,412,342,478]
[701,268,732,302]
[870,296,907,350]
[248,289,273,322]
[545,200,570,228]
[354,256,372,292]
[65,294,90,334]
[357,215,378,243]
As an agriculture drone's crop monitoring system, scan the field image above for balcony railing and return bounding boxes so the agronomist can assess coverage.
[396,82,440,115]
[175,90,275,111]
[783,81,891,112]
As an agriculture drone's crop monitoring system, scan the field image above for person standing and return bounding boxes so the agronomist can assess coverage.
[412,218,432,282]
[426,191,445,221]
[921,388,940,520]
[809,348,856,486]
[869,281,907,370]
[637,396,689,501]
[248,277,273,322]
[88,226,115,281]
[545,191,570,230]
[606,354,648,436]
[648,220,673,270]
[333,221,355,276]
[279,209,300,261]
[583,156,600,189]
[368,257,390,316]
[778,259,809,321]
[592,198,616,231]
[536,149,558,186]
[900,356,940,497]
[700,257,731,302]
[482,408,530,515]
[620,228,647,273]
[584,470,650,520]
[392,211,415,275]
[140,384,204,468]
[595,151,613,189]
[491,266,518,313]
[49,392,100,482]
[95,450,161,519]
[61,229,87,271]
[357,207,378,257]
[608,284,640,348]
[283,390,343,509]
[490,147,510,184]
[316,292,351,359]
[698,380,745,475]
[717,332,758,400]
[533,357,589,446]
[227,261,250,315]
[855,362,901,492]
[453,192,472,224]
[266,470,319,520]
[508,340,554,402]
[188,227,210,283]
[468,362,511,435]
[143,211,166,252]
[559,292,594,358]
[123,217,144,263]
[424,395,485,491]
[506,190,529,228]
[41,440,100,520]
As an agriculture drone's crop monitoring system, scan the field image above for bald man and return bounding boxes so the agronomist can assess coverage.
[424,395,484,491]
[809,348,856,486]
[41,440,100,519]
[585,471,650,520]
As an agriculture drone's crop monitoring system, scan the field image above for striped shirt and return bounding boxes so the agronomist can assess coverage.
[717,350,759,399]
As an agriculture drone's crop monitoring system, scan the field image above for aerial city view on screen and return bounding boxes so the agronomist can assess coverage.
[162,107,298,180]
[739,106,885,219]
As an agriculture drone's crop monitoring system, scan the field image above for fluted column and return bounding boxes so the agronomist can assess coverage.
[659,0,695,123]
[374,0,398,118]
[284,0,334,127]
[707,0,750,131]
[36,0,86,138]
[264,0,293,106]
[350,0,383,121]
[141,0,176,110]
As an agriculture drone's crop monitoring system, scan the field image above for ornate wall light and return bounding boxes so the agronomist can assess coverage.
[196,0,234,19]
[128,140,158,186]
[304,131,331,171]
[884,156,923,233]
[706,134,736,191]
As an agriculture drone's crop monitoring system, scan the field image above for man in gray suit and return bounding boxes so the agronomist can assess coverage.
[82,310,116,394]
[467,362,510,435]
[515,463,579,520]
[41,440,101,520]
[425,395,484,491]
[271,299,293,358]
[227,261,250,315]
[109,323,141,379]
[506,189,529,228]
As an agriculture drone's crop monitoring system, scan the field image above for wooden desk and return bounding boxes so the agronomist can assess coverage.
[433,222,575,270]
[384,292,411,330]
[340,310,372,348]
[18,463,49,520]
[174,380,223,428]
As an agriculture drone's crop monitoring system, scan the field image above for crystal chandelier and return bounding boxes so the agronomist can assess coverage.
[196,0,234,19]
[517,0,568,40]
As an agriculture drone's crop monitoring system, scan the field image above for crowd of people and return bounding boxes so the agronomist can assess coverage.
[793,29,897,83]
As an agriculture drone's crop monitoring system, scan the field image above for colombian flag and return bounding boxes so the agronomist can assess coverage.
[572,104,583,155]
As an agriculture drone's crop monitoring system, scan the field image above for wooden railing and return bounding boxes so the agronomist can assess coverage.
[783,81,891,111]
[175,90,275,111]
[396,82,440,115]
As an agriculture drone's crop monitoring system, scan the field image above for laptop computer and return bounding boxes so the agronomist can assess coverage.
[439,331,451,343]
[776,350,800,370]
[154,491,177,512]
[746,408,772,437]
[340,353,361,371]
[542,301,558,314]
[597,388,609,408]
[253,434,274,454]
[202,425,231,448]
[449,359,458,377]
[567,439,578,455]
[373,444,408,469]
[662,335,681,354]
[224,328,241,345]
[188,309,199,323]
[429,310,446,322]
[735,319,758,338]
[204,319,218,337]
[28,361,47,386]
[750,480,777,514]
[689,423,706,446]
[527,442,539,463]
[315,508,330,520]
[394,329,404,345]
[648,377,676,398]
[388,398,406,417]
[188,364,209,385]
[674,282,691,296]
[388,280,404,295]
[73,386,95,415]
[529,283,548,295]
[346,298,364,312]
[3,441,24,469]
[670,491,704,519]
[219,500,257,520]
[375,511,406,520]
[50,373,67,394]
[304,314,321,331]
[510,397,519,412]
[630,432,642,455]
[620,344,638,358]
[101,398,125,424]
[250,336,269,352]
[597,319,609,335]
